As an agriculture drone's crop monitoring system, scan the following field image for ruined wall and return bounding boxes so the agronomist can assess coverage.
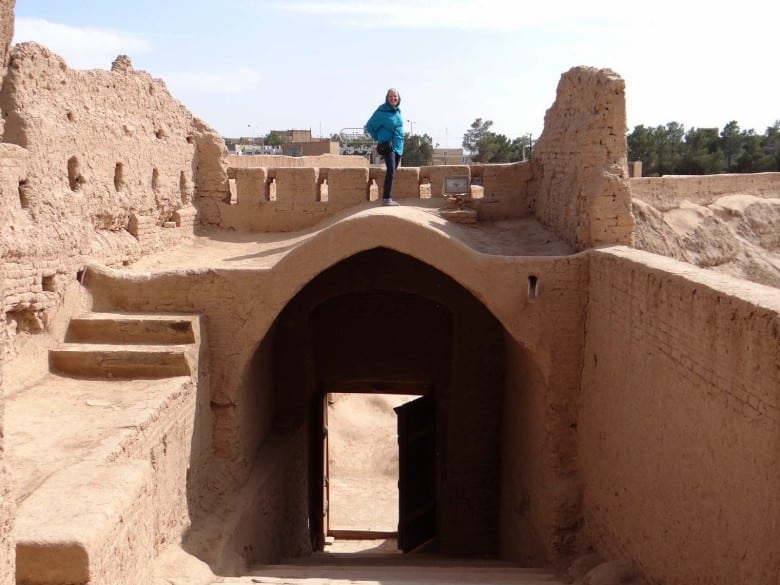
[531,66,634,250]
[579,246,780,584]
[631,173,780,288]
[0,42,227,349]
[0,2,15,584]
[631,172,780,211]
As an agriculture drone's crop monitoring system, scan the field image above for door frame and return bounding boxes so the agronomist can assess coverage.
[312,380,435,550]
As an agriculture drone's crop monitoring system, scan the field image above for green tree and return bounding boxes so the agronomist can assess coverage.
[263,131,289,147]
[762,121,780,171]
[512,136,533,161]
[627,123,685,176]
[462,118,494,159]
[735,130,763,172]
[720,121,742,171]
[477,133,519,163]
[627,125,658,172]
[677,127,723,175]
[658,122,685,175]
[629,119,780,175]
[402,133,434,167]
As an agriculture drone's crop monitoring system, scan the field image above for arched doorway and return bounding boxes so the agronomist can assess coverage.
[273,247,506,557]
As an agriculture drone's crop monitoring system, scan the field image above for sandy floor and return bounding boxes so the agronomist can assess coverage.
[5,373,191,504]
[327,393,417,533]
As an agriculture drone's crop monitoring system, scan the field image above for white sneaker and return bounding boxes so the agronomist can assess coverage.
[382,198,400,206]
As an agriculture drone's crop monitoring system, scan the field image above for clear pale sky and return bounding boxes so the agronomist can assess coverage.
[12,0,780,148]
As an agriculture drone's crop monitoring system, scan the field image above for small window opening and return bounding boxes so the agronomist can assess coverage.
[470,176,484,199]
[267,178,277,202]
[41,274,56,292]
[76,270,86,285]
[368,178,379,201]
[227,178,237,205]
[318,178,328,202]
[114,163,125,192]
[152,168,161,194]
[527,275,539,300]
[67,156,84,191]
[18,179,30,208]
[419,178,431,199]
[179,171,192,204]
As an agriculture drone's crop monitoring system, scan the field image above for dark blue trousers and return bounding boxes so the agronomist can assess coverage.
[383,151,401,199]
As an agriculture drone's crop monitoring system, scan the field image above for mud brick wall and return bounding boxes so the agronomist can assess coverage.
[0,2,16,583]
[531,66,634,250]
[325,167,370,205]
[420,164,471,199]
[228,153,368,169]
[631,172,780,211]
[579,247,780,585]
[274,167,319,206]
[0,42,227,346]
[222,161,538,232]
[471,162,534,220]
[500,256,588,565]
[369,166,419,200]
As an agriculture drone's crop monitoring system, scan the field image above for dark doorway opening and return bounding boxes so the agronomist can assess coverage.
[273,248,505,559]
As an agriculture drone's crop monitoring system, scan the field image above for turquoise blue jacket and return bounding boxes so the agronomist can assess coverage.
[365,98,404,155]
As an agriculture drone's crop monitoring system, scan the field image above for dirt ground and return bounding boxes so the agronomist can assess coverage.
[326,393,418,534]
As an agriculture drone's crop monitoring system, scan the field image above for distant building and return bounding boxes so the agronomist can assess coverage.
[281,141,339,157]
[270,129,315,143]
[258,129,340,157]
[432,148,465,165]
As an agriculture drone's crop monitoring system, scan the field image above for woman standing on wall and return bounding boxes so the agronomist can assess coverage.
[365,88,404,206]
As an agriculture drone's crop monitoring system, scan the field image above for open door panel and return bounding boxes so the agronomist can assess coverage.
[394,394,436,552]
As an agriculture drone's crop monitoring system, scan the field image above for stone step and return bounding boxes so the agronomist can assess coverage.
[214,562,566,584]
[10,373,198,585]
[49,343,191,378]
[15,459,154,585]
[65,312,197,344]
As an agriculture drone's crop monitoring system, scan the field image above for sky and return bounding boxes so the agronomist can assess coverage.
[11,0,780,148]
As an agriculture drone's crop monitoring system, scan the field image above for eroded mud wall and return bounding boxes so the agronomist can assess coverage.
[631,173,780,288]
[0,2,16,583]
[531,66,634,250]
[0,42,227,354]
[580,247,780,584]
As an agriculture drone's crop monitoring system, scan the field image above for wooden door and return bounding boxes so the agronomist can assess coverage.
[394,394,436,552]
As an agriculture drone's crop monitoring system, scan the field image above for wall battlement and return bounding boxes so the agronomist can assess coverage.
[217,162,534,231]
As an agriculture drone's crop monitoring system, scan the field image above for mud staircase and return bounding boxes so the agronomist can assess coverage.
[49,312,198,378]
[12,312,203,585]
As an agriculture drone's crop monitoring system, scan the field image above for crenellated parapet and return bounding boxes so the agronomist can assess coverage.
[217,161,535,232]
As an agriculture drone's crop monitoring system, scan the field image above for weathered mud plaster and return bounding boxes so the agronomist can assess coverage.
[1,18,779,584]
